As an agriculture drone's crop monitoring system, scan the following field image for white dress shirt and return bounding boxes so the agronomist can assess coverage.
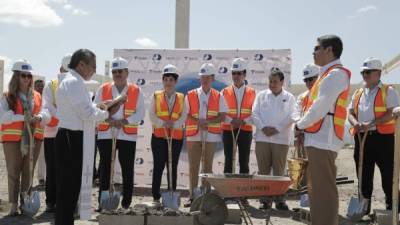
[221,84,253,124]
[149,91,187,129]
[185,87,228,142]
[41,73,67,138]
[252,89,297,145]
[0,92,49,126]
[296,59,350,152]
[348,81,399,130]
[94,82,145,142]
[56,69,108,131]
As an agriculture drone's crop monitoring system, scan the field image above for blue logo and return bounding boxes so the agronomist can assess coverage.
[135,158,144,165]
[200,68,206,73]
[21,65,29,70]
[363,62,368,66]
[203,54,212,61]
[112,62,119,68]
[137,78,145,85]
[140,120,144,125]
[152,54,162,61]
[219,67,228,74]
[304,70,309,75]
[254,54,264,61]
[233,64,239,69]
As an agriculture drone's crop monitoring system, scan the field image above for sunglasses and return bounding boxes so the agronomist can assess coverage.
[232,72,244,76]
[112,69,125,74]
[314,45,323,52]
[303,77,316,83]
[361,70,379,75]
[20,73,32,79]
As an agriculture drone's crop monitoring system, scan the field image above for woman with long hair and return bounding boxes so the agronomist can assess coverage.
[0,60,46,216]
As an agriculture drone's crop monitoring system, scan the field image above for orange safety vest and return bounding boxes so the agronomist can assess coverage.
[1,91,44,142]
[350,85,395,135]
[303,64,351,140]
[97,83,139,135]
[186,88,221,136]
[47,79,59,127]
[152,90,185,140]
[299,91,309,113]
[221,85,255,131]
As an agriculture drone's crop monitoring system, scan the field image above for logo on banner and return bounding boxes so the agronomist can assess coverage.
[135,158,144,165]
[203,54,212,61]
[140,120,144,125]
[254,54,264,61]
[218,67,228,74]
[152,54,162,61]
[137,78,146,85]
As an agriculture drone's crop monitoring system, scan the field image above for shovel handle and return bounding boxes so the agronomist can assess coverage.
[230,125,241,174]
[356,132,368,199]
[163,127,175,191]
[109,128,119,193]
[25,118,35,194]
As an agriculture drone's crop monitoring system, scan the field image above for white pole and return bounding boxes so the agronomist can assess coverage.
[175,0,190,48]
[393,119,400,225]
[0,60,4,94]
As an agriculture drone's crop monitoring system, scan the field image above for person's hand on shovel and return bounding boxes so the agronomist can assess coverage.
[393,107,400,118]
[198,119,208,130]
[164,120,174,129]
[29,115,42,126]
[231,118,243,129]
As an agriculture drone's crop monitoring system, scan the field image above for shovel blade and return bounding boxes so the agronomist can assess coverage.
[347,196,368,221]
[20,191,40,217]
[162,191,181,210]
[100,190,121,211]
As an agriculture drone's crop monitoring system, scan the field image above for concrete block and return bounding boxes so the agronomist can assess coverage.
[226,203,242,224]
[373,209,399,225]
[147,215,193,225]
[98,214,145,225]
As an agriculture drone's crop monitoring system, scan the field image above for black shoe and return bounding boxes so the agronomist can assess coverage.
[259,201,272,210]
[275,202,289,211]
[39,179,45,186]
[184,199,193,208]
[45,203,56,213]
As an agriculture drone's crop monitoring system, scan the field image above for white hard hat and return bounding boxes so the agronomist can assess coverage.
[199,63,216,76]
[12,59,33,73]
[360,57,382,72]
[111,57,129,70]
[61,53,72,71]
[231,58,246,72]
[302,64,320,79]
[162,64,179,76]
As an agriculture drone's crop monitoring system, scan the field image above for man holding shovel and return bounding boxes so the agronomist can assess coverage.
[95,57,145,210]
[221,58,255,175]
[149,64,187,209]
[294,35,351,225]
[348,57,399,215]
[184,63,227,207]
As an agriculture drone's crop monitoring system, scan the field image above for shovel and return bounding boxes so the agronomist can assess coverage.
[20,121,40,217]
[100,128,121,211]
[161,128,181,210]
[230,125,241,174]
[347,131,369,221]
[192,130,208,200]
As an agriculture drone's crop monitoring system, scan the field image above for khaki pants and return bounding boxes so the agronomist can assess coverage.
[187,141,215,198]
[3,141,42,204]
[306,146,338,225]
[255,142,288,202]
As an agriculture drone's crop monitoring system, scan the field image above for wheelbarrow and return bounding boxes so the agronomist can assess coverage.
[190,173,291,225]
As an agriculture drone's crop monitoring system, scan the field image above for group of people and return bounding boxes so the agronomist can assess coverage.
[1,34,399,225]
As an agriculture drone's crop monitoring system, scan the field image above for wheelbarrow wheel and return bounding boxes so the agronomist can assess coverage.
[190,193,227,225]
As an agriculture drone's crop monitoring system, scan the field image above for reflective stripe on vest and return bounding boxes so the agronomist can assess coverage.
[97,83,140,134]
[47,79,59,127]
[185,88,221,136]
[152,90,184,140]
[351,85,395,135]
[221,85,255,131]
[1,91,44,142]
[303,64,351,140]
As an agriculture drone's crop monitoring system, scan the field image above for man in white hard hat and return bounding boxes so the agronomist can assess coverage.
[94,57,145,210]
[221,58,255,175]
[348,57,399,214]
[149,64,187,206]
[252,67,297,210]
[184,63,227,207]
[40,53,72,212]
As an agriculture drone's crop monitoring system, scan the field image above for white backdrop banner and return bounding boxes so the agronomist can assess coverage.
[113,49,292,188]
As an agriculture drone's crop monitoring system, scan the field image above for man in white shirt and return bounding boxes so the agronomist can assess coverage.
[94,57,145,210]
[348,57,399,214]
[34,79,46,186]
[252,67,297,210]
[55,49,109,225]
[41,54,71,213]
[295,35,351,225]
[221,58,255,175]
[149,64,187,206]
[184,63,227,207]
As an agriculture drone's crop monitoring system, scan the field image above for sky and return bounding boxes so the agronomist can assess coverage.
[0,0,400,88]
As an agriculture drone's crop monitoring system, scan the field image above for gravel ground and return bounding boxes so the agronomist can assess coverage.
[0,145,388,225]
